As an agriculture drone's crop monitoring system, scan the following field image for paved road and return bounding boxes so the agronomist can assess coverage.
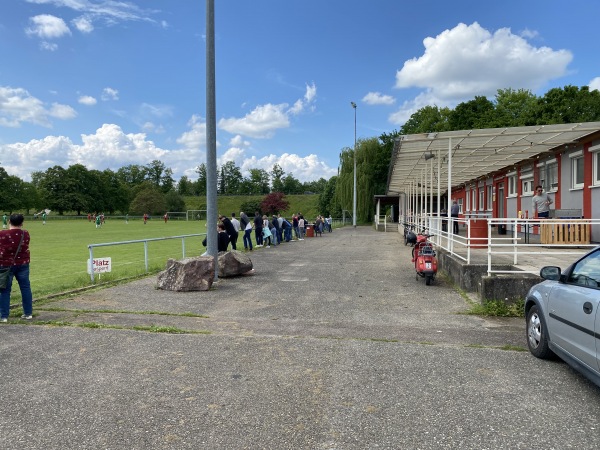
[1,226,599,449]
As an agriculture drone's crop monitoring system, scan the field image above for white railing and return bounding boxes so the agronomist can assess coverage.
[400,215,599,275]
[375,214,388,231]
[87,233,205,283]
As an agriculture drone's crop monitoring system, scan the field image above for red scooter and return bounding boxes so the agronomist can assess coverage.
[411,233,438,285]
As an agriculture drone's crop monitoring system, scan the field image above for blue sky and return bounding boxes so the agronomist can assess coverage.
[1,0,599,183]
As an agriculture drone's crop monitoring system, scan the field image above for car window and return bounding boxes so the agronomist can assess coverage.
[567,250,600,288]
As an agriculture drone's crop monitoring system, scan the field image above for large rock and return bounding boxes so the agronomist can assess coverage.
[157,256,214,291]
[218,250,253,277]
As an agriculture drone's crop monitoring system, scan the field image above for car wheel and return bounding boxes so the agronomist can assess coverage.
[526,305,554,359]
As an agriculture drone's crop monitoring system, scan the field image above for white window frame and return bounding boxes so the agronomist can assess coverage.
[457,198,463,213]
[486,185,493,210]
[570,150,584,189]
[471,188,477,211]
[507,172,517,197]
[479,189,484,211]
[590,144,600,186]
[537,159,558,192]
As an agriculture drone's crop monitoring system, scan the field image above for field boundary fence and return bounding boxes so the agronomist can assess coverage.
[87,233,205,283]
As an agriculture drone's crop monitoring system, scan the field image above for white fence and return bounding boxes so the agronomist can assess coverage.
[400,215,599,276]
[87,233,205,282]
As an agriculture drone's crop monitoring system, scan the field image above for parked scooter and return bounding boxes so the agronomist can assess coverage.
[404,223,417,246]
[411,233,438,285]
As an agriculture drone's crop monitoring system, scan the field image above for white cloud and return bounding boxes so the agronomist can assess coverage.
[176,115,207,151]
[363,92,396,105]
[78,95,97,106]
[589,77,600,92]
[390,22,573,125]
[49,103,77,119]
[72,17,94,33]
[240,153,336,182]
[388,91,442,126]
[25,14,71,39]
[219,103,290,138]
[101,87,119,101]
[40,41,59,51]
[218,82,316,138]
[0,86,74,127]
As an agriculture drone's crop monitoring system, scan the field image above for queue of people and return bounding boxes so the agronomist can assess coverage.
[208,212,333,253]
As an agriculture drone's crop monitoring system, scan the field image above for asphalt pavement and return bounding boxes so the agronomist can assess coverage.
[1,226,599,449]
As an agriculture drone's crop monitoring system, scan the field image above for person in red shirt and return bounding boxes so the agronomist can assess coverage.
[0,214,32,322]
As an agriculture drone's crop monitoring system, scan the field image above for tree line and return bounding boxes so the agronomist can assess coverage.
[0,160,330,216]
[3,85,598,221]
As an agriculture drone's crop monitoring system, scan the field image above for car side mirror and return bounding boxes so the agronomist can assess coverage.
[540,266,561,281]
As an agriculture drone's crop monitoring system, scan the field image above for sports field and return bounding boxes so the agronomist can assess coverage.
[8,216,216,306]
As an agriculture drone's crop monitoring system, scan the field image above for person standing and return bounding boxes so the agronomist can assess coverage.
[163,212,169,223]
[231,213,241,248]
[254,212,263,247]
[450,200,460,234]
[243,220,253,251]
[219,215,237,250]
[42,211,47,225]
[298,215,305,240]
[0,214,33,322]
[532,185,553,218]
[95,214,101,228]
[143,213,148,224]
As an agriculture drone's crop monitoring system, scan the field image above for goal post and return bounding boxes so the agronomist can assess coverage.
[166,212,187,221]
[186,210,207,221]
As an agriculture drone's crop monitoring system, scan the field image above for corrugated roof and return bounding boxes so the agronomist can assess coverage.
[386,122,600,194]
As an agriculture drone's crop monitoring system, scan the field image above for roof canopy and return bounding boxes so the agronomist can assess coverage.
[386,122,600,195]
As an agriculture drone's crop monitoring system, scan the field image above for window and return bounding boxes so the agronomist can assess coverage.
[508,174,517,196]
[486,185,493,210]
[538,161,558,191]
[568,249,600,288]
[522,179,534,196]
[472,188,477,211]
[592,144,600,186]
[571,154,584,189]
[457,198,463,213]
[479,189,484,211]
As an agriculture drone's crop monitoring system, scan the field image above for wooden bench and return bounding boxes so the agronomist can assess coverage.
[540,219,590,245]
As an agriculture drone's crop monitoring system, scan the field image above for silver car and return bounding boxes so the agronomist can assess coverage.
[525,247,600,388]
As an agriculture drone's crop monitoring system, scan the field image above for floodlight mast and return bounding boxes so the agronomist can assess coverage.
[351,101,357,227]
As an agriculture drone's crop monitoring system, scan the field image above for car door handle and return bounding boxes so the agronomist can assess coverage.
[583,302,593,314]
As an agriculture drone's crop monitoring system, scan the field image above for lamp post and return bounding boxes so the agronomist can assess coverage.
[350,101,357,227]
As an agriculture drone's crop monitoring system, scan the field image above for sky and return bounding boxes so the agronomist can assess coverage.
[1,0,600,184]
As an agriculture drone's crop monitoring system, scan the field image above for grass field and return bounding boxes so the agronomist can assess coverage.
[8,216,217,307]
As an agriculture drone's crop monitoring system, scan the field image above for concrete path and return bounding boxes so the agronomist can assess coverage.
[1,227,599,449]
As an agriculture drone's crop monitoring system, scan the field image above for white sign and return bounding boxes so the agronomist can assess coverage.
[88,257,112,274]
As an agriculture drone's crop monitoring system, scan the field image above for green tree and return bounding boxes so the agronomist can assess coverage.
[100,169,130,214]
[248,168,270,194]
[37,166,71,214]
[271,164,285,192]
[318,176,338,216]
[0,168,24,212]
[165,190,186,212]
[218,161,243,194]
[281,173,303,194]
[116,164,147,187]
[533,85,600,124]
[195,164,207,195]
[400,105,451,135]
[177,175,194,196]
[490,88,539,127]
[129,185,166,215]
[448,96,495,130]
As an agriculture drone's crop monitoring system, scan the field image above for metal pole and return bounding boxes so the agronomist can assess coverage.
[206,0,218,279]
[351,102,357,227]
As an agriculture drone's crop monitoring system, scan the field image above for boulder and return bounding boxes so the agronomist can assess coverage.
[157,256,214,291]
[218,250,253,277]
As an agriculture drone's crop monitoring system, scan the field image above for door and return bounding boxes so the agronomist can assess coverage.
[548,249,600,370]
[497,183,505,218]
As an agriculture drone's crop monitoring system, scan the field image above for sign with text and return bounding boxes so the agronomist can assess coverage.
[88,257,112,274]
